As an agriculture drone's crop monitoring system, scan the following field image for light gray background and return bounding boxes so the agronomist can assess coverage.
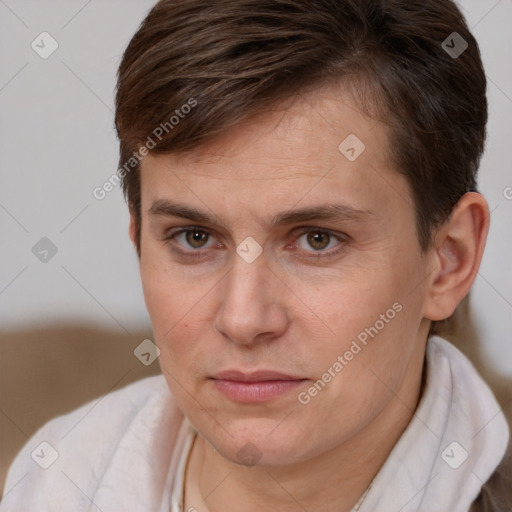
[1,0,511,373]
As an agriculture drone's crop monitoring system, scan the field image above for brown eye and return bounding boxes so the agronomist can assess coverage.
[293,228,348,259]
[306,231,331,251]
[185,229,209,249]
[297,230,339,252]
[164,227,217,252]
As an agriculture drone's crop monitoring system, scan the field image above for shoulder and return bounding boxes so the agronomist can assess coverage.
[469,430,512,511]
[0,375,184,511]
[32,373,173,442]
[429,336,512,511]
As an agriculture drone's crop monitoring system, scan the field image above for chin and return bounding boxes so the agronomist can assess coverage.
[198,416,311,467]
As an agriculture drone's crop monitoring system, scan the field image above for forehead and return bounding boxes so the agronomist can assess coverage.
[139,85,413,225]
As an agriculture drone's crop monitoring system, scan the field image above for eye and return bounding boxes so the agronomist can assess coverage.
[294,228,347,257]
[163,226,348,260]
[164,227,220,252]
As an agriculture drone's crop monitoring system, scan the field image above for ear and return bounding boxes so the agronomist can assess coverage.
[128,207,140,258]
[423,192,490,321]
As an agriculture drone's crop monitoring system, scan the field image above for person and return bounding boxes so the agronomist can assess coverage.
[1,0,511,510]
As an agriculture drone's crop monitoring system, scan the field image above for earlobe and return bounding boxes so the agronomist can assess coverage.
[423,192,490,321]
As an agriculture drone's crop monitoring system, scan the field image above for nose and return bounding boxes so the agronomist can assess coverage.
[214,248,289,346]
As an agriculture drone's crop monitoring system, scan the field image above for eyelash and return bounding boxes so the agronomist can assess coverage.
[162,226,348,260]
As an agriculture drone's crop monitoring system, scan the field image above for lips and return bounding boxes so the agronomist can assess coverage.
[211,369,304,382]
[210,369,308,403]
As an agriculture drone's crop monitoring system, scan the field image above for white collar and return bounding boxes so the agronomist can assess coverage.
[358,335,509,511]
[169,417,197,512]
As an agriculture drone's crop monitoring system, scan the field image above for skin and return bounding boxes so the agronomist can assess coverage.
[129,84,489,512]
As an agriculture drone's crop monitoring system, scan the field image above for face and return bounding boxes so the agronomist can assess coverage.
[133,85,433,468]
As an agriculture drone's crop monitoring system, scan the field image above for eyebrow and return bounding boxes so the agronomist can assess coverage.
[148,199,375,229]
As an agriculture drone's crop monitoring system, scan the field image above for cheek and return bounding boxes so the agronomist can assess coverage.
[291,256,424,391]
[141,267,205,407]
[294,299,414,437]
[140,243,205,329]
[140,263,175,329]
[139,260,188,352]
[139,251,220,374]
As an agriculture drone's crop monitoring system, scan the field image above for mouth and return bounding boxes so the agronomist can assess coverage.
[210,369,308,403]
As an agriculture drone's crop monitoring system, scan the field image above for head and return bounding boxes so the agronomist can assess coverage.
[114,0,489,467]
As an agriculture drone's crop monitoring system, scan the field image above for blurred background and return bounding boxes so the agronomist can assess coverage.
[1,0,511,495]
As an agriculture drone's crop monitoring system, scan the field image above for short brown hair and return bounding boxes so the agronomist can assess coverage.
[114,0,487,256]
